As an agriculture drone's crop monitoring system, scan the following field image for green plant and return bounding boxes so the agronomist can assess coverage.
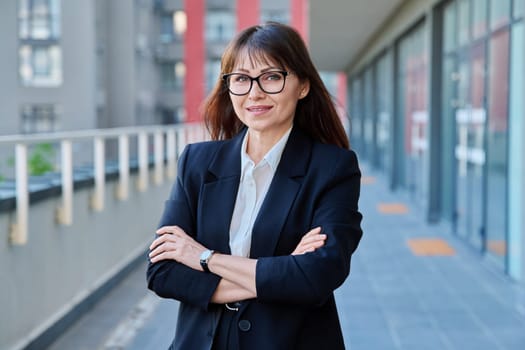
[28,143,55,176]
[0,143,55,180]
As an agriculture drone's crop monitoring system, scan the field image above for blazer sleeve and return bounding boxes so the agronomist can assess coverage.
[146,145,221,311]
[255,150,363,305]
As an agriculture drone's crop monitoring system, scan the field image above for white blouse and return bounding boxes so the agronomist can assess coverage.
[228,128,292,257]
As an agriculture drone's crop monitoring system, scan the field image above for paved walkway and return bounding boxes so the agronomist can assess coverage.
[47,163,525,350]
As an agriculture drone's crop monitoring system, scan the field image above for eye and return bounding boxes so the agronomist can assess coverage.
[233,74,250,83]
[262,72,283,81]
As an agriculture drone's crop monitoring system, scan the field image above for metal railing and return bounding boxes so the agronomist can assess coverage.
[0,123,207,245]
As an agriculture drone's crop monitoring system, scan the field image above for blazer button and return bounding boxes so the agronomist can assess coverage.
[238,319,251,332]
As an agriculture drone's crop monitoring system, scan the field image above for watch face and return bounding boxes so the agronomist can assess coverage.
[201,250,211,260]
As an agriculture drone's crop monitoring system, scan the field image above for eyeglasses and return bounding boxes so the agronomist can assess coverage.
[222,71,289,96]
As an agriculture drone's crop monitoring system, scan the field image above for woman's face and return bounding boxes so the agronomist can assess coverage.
[227,51,309,140]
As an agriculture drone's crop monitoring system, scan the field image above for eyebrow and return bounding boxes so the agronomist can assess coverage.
[234,66,282,74]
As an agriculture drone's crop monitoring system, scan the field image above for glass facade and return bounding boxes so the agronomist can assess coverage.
[516,0,525,17]
[490,0,511,29]
[349,0,524,276]
[350,77,363,154]
[397,24,429,202]
[375,53,394,173]
[486,29,510,262]
[508,19,524,279]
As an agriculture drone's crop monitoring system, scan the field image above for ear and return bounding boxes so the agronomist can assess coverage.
[298,80,310,99]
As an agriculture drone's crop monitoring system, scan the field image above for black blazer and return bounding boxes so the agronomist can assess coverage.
[147,127,363,350]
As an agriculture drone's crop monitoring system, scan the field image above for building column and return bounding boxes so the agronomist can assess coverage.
[184,0,205,122]
[237,0,260,32]
[291,0,308,42]
[508,21,525,282]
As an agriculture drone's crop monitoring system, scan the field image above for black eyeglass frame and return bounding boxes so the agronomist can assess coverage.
[222,71,289,96]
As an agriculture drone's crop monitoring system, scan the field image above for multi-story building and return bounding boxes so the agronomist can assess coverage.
[0,0,311,136]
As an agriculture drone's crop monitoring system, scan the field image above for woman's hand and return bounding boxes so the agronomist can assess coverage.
[291,227,326,255]
[149,226,206,271]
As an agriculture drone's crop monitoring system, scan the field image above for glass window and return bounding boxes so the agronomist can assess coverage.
[159,14,174,43]
[159,11,186,42]
[18,0,62,87]
[261,10,289,24]
[350,77,363,153]
[375,52,393,172]
[20,104,60,133]
[486,29,510,265]
[443,1,457,52]
[206,59,221,93]
[173,10,187,37]
[363,68,374,161]
[19,44,62,86]
[490,0,511,29]
[458,0,470,46]
[472,0,488,39]
[508,21,524,278]
[18,0,61,40]
[398,25,429,200]
[161,106,186,124]
[205,11,235,42]
[159,61,185,89]
[514,0,524,18]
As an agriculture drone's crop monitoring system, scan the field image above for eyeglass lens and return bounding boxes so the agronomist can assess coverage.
[225,71,286,95]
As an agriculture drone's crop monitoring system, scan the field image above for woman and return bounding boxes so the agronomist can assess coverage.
[147,22,363,350]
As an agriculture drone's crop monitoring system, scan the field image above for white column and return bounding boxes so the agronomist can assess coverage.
[117,134,130,200]
[91,137,105,211]
[57,140,73,225]
[10,144,28,245]
[154,131,164,185]
[137,132,148,192]
[166,129,176,179]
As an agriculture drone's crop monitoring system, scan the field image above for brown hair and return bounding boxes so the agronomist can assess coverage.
[202,22,349,149]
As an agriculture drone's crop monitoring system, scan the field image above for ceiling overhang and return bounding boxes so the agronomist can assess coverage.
[308,0,404,72]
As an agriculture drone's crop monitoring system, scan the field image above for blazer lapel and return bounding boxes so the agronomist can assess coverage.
[250,128,312,258]
[198,130,245,255]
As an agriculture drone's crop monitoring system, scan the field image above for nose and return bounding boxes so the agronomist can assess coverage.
[248,79,265,99]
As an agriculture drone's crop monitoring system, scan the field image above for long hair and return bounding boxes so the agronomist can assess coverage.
[202,22,349,149]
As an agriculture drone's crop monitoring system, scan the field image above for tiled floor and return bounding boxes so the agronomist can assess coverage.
[47,163,525,350]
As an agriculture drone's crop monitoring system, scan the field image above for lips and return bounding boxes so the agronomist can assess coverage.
[246,105,273,113]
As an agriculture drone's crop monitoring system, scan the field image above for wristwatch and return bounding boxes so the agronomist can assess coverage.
[199,249,215,273]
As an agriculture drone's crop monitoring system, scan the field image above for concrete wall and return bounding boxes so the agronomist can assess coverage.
[107,1,136,127]
[0,0,19,135]
[0,171,174,350]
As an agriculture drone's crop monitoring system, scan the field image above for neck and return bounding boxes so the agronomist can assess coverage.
[245,128,289,165]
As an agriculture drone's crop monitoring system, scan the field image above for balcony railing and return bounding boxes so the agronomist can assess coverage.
[0,123,207,246]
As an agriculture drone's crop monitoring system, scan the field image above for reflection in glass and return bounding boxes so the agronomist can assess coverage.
[363,68,374,161]
[351,77,364,155]
[515,0,525,18]
[490,0,511,29]
[398,25,429,202]
[486,29,510,265]
[375,52,393,173]
[443,2,457,52]
[472,0,488,39]
[458,0,470,46]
